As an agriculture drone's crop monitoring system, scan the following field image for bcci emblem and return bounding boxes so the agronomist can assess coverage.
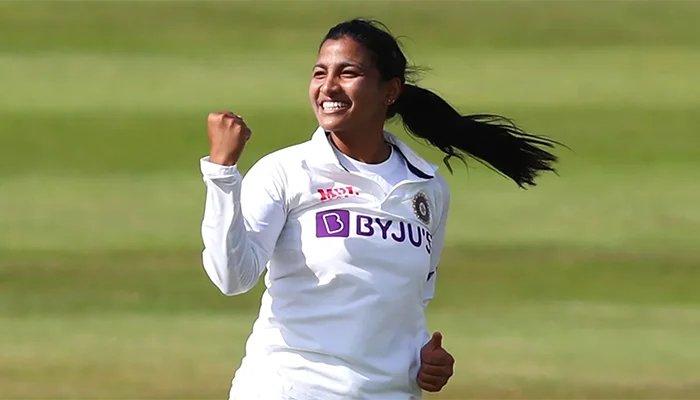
[412,192,431,224]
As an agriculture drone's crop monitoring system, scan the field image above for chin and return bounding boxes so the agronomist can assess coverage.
[318,116,350,133]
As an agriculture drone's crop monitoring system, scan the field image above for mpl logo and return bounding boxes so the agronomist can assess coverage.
[315,209,433,254]
[317,186,359,202]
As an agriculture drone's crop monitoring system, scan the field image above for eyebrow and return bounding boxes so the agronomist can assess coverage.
[313,62,364,70]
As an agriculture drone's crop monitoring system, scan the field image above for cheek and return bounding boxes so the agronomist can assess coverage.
[309,82,318,100]
[347,83,382,109]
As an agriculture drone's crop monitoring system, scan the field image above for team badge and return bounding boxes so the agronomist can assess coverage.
[412,192,431,224]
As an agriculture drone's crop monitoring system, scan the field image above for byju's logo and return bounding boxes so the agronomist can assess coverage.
[315,209,433,254]
[316,210,351,237]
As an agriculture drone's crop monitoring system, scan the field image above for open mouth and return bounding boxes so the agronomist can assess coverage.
[321,101,351,113]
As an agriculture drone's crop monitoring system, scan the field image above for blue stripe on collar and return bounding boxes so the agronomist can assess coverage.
[311,127,437,179]
[389,143,434,179]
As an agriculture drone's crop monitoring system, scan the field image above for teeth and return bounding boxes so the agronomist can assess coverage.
[322,101,350,110]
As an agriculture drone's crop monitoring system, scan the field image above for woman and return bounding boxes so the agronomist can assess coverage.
[199,19,560,400]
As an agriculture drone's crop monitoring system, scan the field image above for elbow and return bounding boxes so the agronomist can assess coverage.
[201,250,258,296]
[216,279,255,296]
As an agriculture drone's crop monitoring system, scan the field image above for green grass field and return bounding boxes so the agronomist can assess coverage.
[1,1,699,398]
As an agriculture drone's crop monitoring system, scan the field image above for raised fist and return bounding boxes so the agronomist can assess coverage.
[207,111,252,166]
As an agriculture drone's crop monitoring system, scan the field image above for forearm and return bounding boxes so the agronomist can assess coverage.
[200,153,289,296]
[201,169,267,295]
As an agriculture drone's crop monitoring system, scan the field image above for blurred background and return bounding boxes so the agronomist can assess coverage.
[1,1,699,399]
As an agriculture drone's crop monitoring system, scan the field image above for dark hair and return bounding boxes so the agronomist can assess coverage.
[321,18,563,188]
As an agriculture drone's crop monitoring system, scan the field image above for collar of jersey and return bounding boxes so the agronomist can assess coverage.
[307,126,438,180]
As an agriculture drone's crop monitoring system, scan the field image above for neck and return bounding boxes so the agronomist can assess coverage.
[329,128,391,164]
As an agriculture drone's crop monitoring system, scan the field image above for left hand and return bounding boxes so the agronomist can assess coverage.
[417,332,454,392]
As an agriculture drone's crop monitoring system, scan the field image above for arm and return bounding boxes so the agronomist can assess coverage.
[416,178,454,393]
[423,176,451,309]
[418,177,451,346]
[200,155,288,296]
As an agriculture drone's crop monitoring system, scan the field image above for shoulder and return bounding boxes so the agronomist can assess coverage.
[434,173,450,203]
[241,139,315,198]
[247,139,314,172]
[430,172,451,224]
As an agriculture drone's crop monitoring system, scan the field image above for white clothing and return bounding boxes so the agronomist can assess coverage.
[331,139,409,194]
[199,126,451,400]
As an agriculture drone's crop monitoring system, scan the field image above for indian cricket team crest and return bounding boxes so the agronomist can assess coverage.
[412,191,431,224]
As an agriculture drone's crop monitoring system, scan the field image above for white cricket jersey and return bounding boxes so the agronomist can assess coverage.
[199,126,451,400]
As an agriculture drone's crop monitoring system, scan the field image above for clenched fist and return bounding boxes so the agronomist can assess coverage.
[207,111,252,166]
[417,332,454,392]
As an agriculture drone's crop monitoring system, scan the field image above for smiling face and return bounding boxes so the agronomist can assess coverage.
[309,36,400,135]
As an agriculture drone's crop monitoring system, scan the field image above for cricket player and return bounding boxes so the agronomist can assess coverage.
[199,18,560,400]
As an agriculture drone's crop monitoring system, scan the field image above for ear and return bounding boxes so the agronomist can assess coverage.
[383,78,403,106]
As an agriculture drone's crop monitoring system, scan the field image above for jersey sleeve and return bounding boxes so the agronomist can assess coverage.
[423,175,451,308]
[199,154,288,296]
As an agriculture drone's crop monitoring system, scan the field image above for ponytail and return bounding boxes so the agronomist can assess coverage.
[390,84,561,188]
[320,17,562,187]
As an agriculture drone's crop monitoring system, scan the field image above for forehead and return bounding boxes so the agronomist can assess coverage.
[316,37,374,67]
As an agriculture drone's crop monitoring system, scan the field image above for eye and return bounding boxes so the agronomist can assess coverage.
[342,69,359,77]
[313,70,326,78]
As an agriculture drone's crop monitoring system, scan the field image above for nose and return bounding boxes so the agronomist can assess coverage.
[320,73,341,96]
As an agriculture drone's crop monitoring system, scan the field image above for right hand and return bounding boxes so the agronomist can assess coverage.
[207,111,252,166]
